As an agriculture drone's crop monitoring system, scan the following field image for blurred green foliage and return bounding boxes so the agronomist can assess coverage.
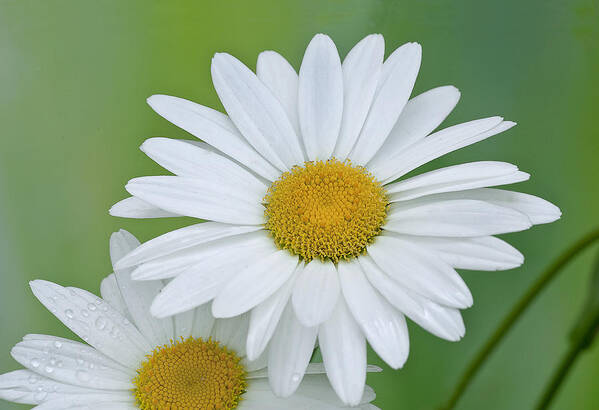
[1,0,598,409]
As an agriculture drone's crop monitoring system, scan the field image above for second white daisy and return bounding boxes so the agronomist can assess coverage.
[0,230,379,409]
[110,33,561,405]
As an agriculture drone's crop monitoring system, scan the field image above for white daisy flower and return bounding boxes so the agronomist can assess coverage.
[110,34,561,405]
[0,230,380,409]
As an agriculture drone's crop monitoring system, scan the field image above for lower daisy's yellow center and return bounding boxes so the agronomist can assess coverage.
[133,337,246,409]
[264,158,388,262]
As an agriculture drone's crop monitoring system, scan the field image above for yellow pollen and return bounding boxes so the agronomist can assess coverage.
[264,158,388,262]
[133,337,246,410]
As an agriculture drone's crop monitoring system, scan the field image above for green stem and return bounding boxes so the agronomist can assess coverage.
[535,312,599,410]
[441,228,599,410]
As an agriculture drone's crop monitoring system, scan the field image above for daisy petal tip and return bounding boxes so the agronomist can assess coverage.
[146,94,170,110]
[108,203,120,217]
[149,298,172,319]
[29,279,51,293]
[387,355,409,370]
[210,299,241,320]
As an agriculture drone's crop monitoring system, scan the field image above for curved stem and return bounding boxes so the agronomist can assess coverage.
[535,313,599,409]
[441,228,599,410]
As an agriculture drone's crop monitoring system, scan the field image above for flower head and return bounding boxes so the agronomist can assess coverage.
[110,33,561,404]
[0,230,379,409]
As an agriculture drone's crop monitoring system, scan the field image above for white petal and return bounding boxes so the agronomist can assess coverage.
[211,53,304,170]
[267,302,318,397]
[419,188,561,225]
[147,94,280,180]
[29,280,151,369]
[360,255,465,341]
[35,399,137,410]
[243,376,375,408]
[109,196,179,219]
[132,230,271,281]
[110,230,174,346]
[319,298,367,406]
[401,235,524,271]
[125,175,265,224]
[337,260,409,369]
[292,259,340,327]
[150,232,276,317]
[99,274,130,320]
[212,250,299,318]
[191,303,215,340]
[246,269,299,360]
[0,370,129,406]
[333,34,384,159]
[372,117,513,183]
[349,42,422,165]
[250,362,381,381]
[256,51,302,139]
[385,198,532,237]
[367,235,473,308]
[173,309,195,339]
[11,335,133,390]
[385,161,530,201]
[211,314,250,357]
[298,34,344,161]
[140,137,268,195]
[116,222,261,269]
[367,86,461,169]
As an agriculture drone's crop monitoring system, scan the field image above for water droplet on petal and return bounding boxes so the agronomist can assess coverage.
[88,303,97,311]
[28,374,40,384]
[65,309,74,319]
[81,309,89,317]
[95,317,107,330]
[291,373,301,382]
[54,341,62,349]
[45,366,54,373]
[30,358,41,368]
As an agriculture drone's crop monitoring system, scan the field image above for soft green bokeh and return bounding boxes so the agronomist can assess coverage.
[1,0,598,409]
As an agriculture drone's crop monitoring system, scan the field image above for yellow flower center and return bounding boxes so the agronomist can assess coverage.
[264,158,388,262]
[133,337,246,409]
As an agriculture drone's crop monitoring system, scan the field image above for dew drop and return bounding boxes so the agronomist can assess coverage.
[65,309,74,319]
[81,309,89,318]
[87,303,97,311]
[28,374,40,384]
[30,358,41,368]
[291,373,301,382]
[45,366,54,374]
[53,341,62,349]
[95,317,107,331]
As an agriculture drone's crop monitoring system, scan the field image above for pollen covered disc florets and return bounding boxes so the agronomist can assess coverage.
[133,337,246,409]
[264,158,388,262]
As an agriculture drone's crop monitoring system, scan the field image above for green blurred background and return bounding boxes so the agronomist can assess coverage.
[1,0,598,409]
